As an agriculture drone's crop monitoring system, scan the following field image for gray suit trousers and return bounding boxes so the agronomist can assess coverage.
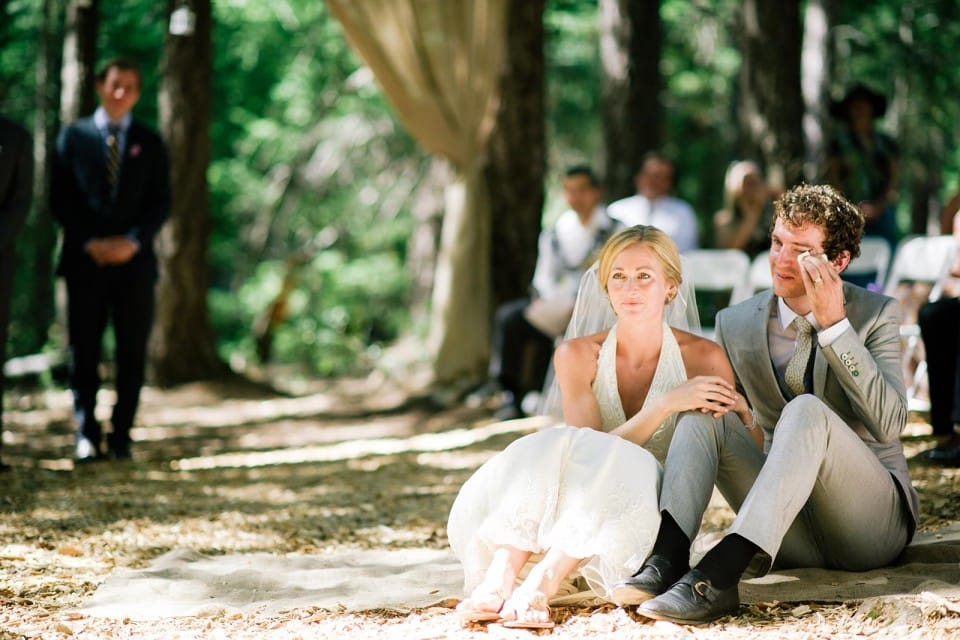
[661,396,910,572]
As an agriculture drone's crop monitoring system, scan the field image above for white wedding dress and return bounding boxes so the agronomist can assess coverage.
[447,322,688,601]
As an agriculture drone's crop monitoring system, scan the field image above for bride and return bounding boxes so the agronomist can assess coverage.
[446,225,749,628]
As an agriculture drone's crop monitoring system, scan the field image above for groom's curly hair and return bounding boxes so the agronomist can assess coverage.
[773,184,864,261]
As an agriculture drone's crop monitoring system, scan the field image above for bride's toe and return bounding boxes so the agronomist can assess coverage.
[501,589,555,629]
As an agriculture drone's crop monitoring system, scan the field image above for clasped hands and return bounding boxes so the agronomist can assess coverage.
[662,376,750,423]
[85,235,140,266]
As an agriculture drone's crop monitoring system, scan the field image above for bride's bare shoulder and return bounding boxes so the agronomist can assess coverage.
[671,327,733,378]
[554,330,607,366]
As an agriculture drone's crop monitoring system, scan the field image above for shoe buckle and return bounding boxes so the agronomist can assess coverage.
[693,581,710,597]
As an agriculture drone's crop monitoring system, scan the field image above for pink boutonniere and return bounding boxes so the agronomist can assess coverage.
[129,144,142,158]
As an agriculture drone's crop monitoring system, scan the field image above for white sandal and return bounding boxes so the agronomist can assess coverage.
[500,589,556,629]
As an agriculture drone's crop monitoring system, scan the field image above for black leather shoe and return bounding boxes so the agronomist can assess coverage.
[611,555,688,606]
[636,569,739,625]
[925,446,960,466]
[107,435,133,461]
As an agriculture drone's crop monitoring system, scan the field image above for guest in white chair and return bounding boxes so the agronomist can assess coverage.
[608,152,698,253]
[486,165,619,419]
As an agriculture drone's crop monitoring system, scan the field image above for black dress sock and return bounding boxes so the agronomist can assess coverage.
[695,534,760,590]
[649,511,691,568]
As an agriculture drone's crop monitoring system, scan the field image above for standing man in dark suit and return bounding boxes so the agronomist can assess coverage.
[614,184,918,625]
[52,58,170,462]
[0,116,34,470]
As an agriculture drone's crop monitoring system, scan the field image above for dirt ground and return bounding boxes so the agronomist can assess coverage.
[1,373,960,639]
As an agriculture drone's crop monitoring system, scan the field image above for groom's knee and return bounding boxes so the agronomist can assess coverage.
[777,395,830,432]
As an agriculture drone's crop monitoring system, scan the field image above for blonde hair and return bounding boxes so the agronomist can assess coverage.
[722,160,762,214]
[597,225,683,299]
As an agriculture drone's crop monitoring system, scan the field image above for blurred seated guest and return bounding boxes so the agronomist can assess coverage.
[826,83,899,249]
[488,165,619,419]
[608,152,698,253]
[713,160,774,259]
[941,190,960,234]
[917,207,960,465]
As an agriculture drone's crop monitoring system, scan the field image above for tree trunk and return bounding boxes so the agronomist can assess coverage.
[485,0,546,309]
[406,157,453,327]
[801,0,834,182]
[152,0,226,384]
[26,0,63,353]
[59,0,98,124]
[599,0,661,201]
[737,0,804,190]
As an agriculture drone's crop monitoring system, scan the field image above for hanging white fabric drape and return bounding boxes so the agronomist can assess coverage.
[326,0,508,382]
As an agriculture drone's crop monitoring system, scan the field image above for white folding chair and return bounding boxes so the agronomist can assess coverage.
[845,237,892,288]
[883,234,957,412]
[683,249,751,338]
[749,251,772,294]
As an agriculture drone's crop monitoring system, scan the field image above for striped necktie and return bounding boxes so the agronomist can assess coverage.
[106,125,121,187]
[784,316,814,395]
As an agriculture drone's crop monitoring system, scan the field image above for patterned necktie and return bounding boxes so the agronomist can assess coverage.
[106,125,121,187]
[784,316,814,395]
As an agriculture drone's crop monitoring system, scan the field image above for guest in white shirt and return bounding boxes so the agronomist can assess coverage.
[488,165,620,419]
[608,152,699,252]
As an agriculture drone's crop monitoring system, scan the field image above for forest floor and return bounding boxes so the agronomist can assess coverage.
[1,371,959,639]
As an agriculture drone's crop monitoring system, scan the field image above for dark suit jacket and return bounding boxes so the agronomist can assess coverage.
[51,115,170,280]
[715,284,920,538]
[0,116,33,258]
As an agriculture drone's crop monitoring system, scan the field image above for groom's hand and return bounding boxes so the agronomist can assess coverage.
[799,252,846,328]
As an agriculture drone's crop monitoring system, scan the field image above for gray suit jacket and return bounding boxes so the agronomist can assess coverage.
[715,283,920,538]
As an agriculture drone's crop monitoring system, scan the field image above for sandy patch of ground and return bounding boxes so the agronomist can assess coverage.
[1,376,959,638]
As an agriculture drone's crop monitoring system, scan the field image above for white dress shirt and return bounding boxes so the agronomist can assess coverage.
[607,194,699,252]
[532,205,619,302]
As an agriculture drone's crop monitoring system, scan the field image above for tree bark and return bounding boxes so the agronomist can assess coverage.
[26,0,63,353]
[152,0,226,384]
[484,0,546,309]
[599,0,661,201]
[737,0,805,190]
[801,0,834,182]
[59,0,98,124]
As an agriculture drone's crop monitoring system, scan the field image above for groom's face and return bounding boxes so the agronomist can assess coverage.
[768,218,828,300]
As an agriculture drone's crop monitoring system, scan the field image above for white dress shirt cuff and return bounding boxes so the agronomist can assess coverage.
[817,317,852,347]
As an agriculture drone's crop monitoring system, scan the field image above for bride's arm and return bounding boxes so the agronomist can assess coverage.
[553,336,604,429]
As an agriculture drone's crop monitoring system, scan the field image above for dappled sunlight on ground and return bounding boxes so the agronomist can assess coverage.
[0,379,958,638]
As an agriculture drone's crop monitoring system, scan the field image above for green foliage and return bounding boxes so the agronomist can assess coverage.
[3,0,960,376]
[0,0,38,113]
[661,0,741,237]
[205,0,423,375]
[545,0,601,167]
[831,0,960,232]
[211,244,409,376]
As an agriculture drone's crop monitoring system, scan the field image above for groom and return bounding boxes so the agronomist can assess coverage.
[613,183,918,624]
